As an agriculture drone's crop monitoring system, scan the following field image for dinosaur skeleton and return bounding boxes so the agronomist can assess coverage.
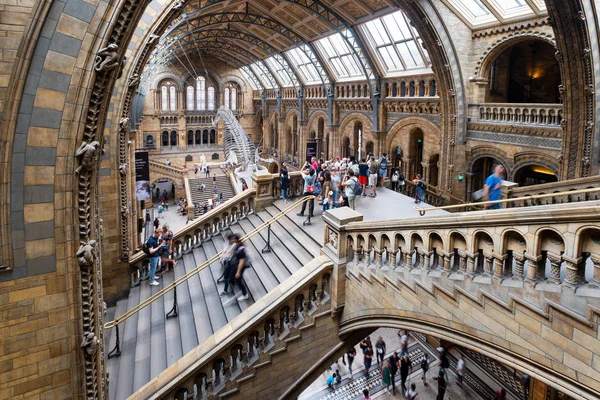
[213,106,259,173]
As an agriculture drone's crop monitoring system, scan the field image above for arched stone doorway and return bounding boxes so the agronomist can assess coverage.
[162,130,169,147]
[342,137,351,158]
[170,130,178,146]
[429,154,440,187]
[409,127,424,177]
[514,165,558,186]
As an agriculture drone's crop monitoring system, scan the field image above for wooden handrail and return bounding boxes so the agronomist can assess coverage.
[105,195,315,330]
[414,187,600,215]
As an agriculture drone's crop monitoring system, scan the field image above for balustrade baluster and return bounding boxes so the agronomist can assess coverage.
[466,252,476,277]
[547,252,562,285]
[587,255,600,288]
[493,254,504,281]
[373,250,382,268]
[512,252,525,280]
[388,250,398,268]
[404,250,413,270]
[483,251,494,277]
[457,250,467,274]
[443,254,452,276]
[423,251,432,272]
[417,250,425,269]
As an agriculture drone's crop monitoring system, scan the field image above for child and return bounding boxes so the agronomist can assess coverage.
[362,389,371,400]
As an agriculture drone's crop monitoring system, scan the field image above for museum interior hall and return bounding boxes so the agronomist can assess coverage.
[1,0,600,399]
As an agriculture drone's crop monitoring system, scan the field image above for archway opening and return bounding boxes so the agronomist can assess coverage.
[162,130,169,147]
[409,127,424,178]
[342,137,351,158]
[170,130,178,146]
[485,39,561,103]
[353,122,362,160]
[471,157,506,195]
[429,154,439,187]
[514,165,558,186]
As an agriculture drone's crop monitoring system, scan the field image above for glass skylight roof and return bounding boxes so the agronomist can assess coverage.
[285,47,321,85]
[315,33,364,80]
[240,66,261,91]
[361,11,430,75]
[265,57,293,87]
[443,0,546,28]
[250,61,278,89]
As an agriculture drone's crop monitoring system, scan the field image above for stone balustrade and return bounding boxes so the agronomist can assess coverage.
[507,175,600,207]
[129,189,256,286]
[383,75,438,98]
[149,159,187,177]
[186,114,216,125]
[325,202,600,296]
[402,179,475,210]
[159,115,179,126]
[129,257,333,400]
[478,103,563,126]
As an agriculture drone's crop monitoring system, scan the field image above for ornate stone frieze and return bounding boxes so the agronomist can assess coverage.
[468,122,563,138]
[472,17,550,38]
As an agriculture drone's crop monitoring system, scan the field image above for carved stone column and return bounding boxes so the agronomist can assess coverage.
[388,250,398,268]
[562,255,581,288]
[421,162,431,184]
[404,250,414,270]
[511,252,524,280]
[423,251,432,272]
[546,252,563,285]
[483,251,494,277]
[590,255,600,288]
[525,254,540,287]
[457,249,467,274]
[434,249,445,271]
[466,252,476,277]
[372,249,382,269]
[443,253,452,276]
[493,254,505,281]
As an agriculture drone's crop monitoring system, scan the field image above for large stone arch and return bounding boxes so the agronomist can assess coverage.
[339,279,600,400]
[467,145,510,173]
[152,72,185,91]
[472,32,557,80]
[387,116,442,171]
[512,151,560,178]
[338,112,376,158]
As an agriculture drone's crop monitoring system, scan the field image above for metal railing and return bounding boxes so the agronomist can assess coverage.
[105,195,315,357]
[414,187,600,215]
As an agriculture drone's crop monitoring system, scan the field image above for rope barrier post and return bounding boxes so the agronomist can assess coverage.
[261,224,273,253]
[166,286,178,319]
[107,325,121,359]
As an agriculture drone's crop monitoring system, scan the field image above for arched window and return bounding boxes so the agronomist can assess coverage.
[207,87,215,111]
[224,88,230,110]
[169,86,176,111]
[231,88,237,111]
[196,77,206,110]
[161,86,168,112]
[186,86,194,111]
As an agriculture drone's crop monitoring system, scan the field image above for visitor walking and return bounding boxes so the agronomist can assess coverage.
[495,388,508,400]
[342,170,358,210]
[280,162,289,202]
[368,156,379,197]
[389,351,400,395]
[400,354,412,394]
[144,229,163,286]
[297,162,316,219]
[414,174,426,203]
[421,355,430,386]
[456,353,465,388]
[346,347,356,376]
[378,153,389,186]
[381,359,392,393]
[205,165,210,178]
[320,170,332,212]
[437,370,447,400]
[358,158,368,196]
[406,383,419,400]
[375,336,386,366]
[220,234,249,301]
[483,164,505,209]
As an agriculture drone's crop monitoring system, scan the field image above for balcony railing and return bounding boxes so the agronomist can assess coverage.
[478,103,563,126]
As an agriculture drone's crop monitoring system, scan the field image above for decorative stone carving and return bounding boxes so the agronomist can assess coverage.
[329,230,339,250]
[75,141,101,175]
[119,117,130,130]
[76,240,97,270]
[94,44,120,72]
[81,332,99,356]
[119,163,127,177]
[127,73,140,88]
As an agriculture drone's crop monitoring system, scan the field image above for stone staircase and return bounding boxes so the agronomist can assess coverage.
[189,176,237,217]
[105,203,322,400]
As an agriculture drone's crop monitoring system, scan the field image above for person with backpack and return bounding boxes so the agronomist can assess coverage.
[391,169,400,192]
[437,370,447,400]
[342,169,359,210]
[280,162,289,202]
[378,153,389,187]
[406,383,419,400]
[414,174,426,203]
[400,354,412,394]
[421,355,430,386]
[297,162,317,220]
[346,347,356,376]
[375,336,386,366]
[368,156,379,197]
[399,171,406,193]
[220,234,249,301]
[143,229,163,286]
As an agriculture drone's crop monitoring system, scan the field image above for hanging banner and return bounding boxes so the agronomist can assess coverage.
[306,141,317,162]
[135,151,150,201]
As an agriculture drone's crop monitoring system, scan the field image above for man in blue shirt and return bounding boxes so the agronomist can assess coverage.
[483,165,505,209]
[146,229,163,285]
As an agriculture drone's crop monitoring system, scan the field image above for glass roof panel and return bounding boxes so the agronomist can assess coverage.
[265,57,293,87]
[239,67,260,90]
[285,47,321,85]
[315,33,364,80]
[443,0,544,28]
[360,10,431,76]
[457,0,490,17]
[250,62,276,89]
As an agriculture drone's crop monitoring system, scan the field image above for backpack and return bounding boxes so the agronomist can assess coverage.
[352,178,362,196]
[391,172,399,182]
[314,180,322,196]
[380,157,388,170]
[418,182,427,191]
[399,173,405,182]
[142,239,151,255]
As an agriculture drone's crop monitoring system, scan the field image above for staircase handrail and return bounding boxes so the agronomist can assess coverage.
[508,175,600,196]
[148,159,186,174]
[414,187,600,215]
[129,189,257,265]
[106,195,315,330]
[403,179,475,208]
